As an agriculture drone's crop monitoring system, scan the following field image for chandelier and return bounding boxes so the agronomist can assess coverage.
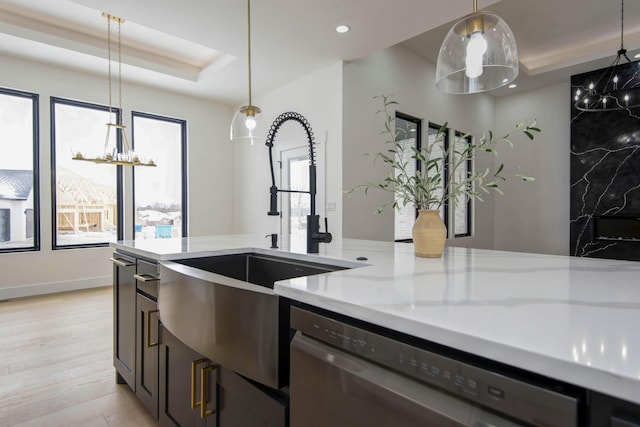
[573,0,640,112]
[72,13,156,166]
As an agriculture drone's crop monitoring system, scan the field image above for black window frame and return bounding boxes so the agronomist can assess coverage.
[394,112,422,243]
[50,97,124,249]
[453,130,473,238]
[131,111,188,239]
[0,87,41,253]
[428,121,450,234]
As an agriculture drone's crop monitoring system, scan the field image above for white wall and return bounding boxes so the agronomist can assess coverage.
[493,82,571,255]
[342,44,499,248]
[0,55,234,299]
[232,62,343,241]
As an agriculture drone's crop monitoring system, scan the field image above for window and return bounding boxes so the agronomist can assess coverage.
[428,122,448,230]
[452,131,472,237]
[393,111,476,240]
[394,113,421,241]
[0,88,39,252]
[280,146,311,251]
[132,112,187,240]
[394,116,451,242]
[388,112,479,241]
[51,98,122,248]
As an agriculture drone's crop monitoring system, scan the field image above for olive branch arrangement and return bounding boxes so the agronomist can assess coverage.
[348,94,540,213]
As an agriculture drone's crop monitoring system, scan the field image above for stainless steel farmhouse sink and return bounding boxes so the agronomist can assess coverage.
[174,252,347,288]
[158,252,360,390]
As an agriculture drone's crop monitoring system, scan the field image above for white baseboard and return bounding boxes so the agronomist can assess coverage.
[0,276,112,300]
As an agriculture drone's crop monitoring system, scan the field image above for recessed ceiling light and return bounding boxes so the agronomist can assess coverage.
[508,84,517,89]
[336,25,351,34]
[635,53,640,59]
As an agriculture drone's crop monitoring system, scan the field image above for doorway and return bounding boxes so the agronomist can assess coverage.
[280,146,310,252]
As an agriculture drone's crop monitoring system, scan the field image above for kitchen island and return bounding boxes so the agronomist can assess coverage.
[111,234,640,424]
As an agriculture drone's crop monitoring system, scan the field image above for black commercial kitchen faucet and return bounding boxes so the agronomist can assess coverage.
[265,112,332,253]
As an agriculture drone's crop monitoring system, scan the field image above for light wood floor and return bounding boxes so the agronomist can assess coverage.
[0,287,159,427]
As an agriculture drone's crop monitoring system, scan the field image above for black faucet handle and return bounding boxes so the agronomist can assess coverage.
[268,186,279,216]
[321,217,332,243]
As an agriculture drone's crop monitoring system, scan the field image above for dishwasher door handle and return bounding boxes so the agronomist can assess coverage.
[291,332,523,427]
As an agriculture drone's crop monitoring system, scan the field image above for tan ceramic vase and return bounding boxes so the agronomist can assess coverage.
[412,210,447,258]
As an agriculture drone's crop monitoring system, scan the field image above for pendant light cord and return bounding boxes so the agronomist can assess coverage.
[247,0,253,106]
[105,16,123,122]
[620,0,625,51]
[118,19,123,125]
[617,0,631,62]
[107,17,112,116]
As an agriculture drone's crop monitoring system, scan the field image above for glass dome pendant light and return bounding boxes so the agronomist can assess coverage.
[230,0,265,144]
[435,0,519,94]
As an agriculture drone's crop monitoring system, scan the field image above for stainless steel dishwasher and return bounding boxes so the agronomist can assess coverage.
[290,306,580,427]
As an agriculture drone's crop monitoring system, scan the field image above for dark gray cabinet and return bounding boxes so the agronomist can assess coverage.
[590,392,640,426]
[159,326,217,427]
[218,368,288,427]
[112,250,161,416]
[136,292,159,418]
[134,258,161,417]
[112,252,137,389]
[113,250,288,427]
[158,326,288,427]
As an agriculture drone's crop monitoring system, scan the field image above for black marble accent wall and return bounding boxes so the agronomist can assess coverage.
[570,61,640,261]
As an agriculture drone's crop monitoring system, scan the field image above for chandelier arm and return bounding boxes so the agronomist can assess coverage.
[602,64,619,91]
[104,120,111,154]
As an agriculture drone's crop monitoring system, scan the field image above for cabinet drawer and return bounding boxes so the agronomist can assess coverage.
[136,259,159,299]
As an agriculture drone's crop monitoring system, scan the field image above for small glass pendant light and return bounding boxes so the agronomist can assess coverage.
[230,0,266,144]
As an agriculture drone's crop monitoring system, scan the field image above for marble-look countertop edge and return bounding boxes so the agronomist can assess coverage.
[275,285,640,406]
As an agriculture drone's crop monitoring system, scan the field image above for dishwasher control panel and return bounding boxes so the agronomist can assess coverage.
[291,306,579,427]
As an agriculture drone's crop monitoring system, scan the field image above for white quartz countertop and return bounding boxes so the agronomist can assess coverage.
[111,235,640,405]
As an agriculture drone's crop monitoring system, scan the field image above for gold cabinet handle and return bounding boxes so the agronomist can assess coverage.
[146,309,159,348]
[134,273,159,282]
[200,366,217,419]
[109,257,134,267]
[191,359,208,409]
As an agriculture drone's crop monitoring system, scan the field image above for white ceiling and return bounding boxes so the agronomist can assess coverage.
[0,0,638,105]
